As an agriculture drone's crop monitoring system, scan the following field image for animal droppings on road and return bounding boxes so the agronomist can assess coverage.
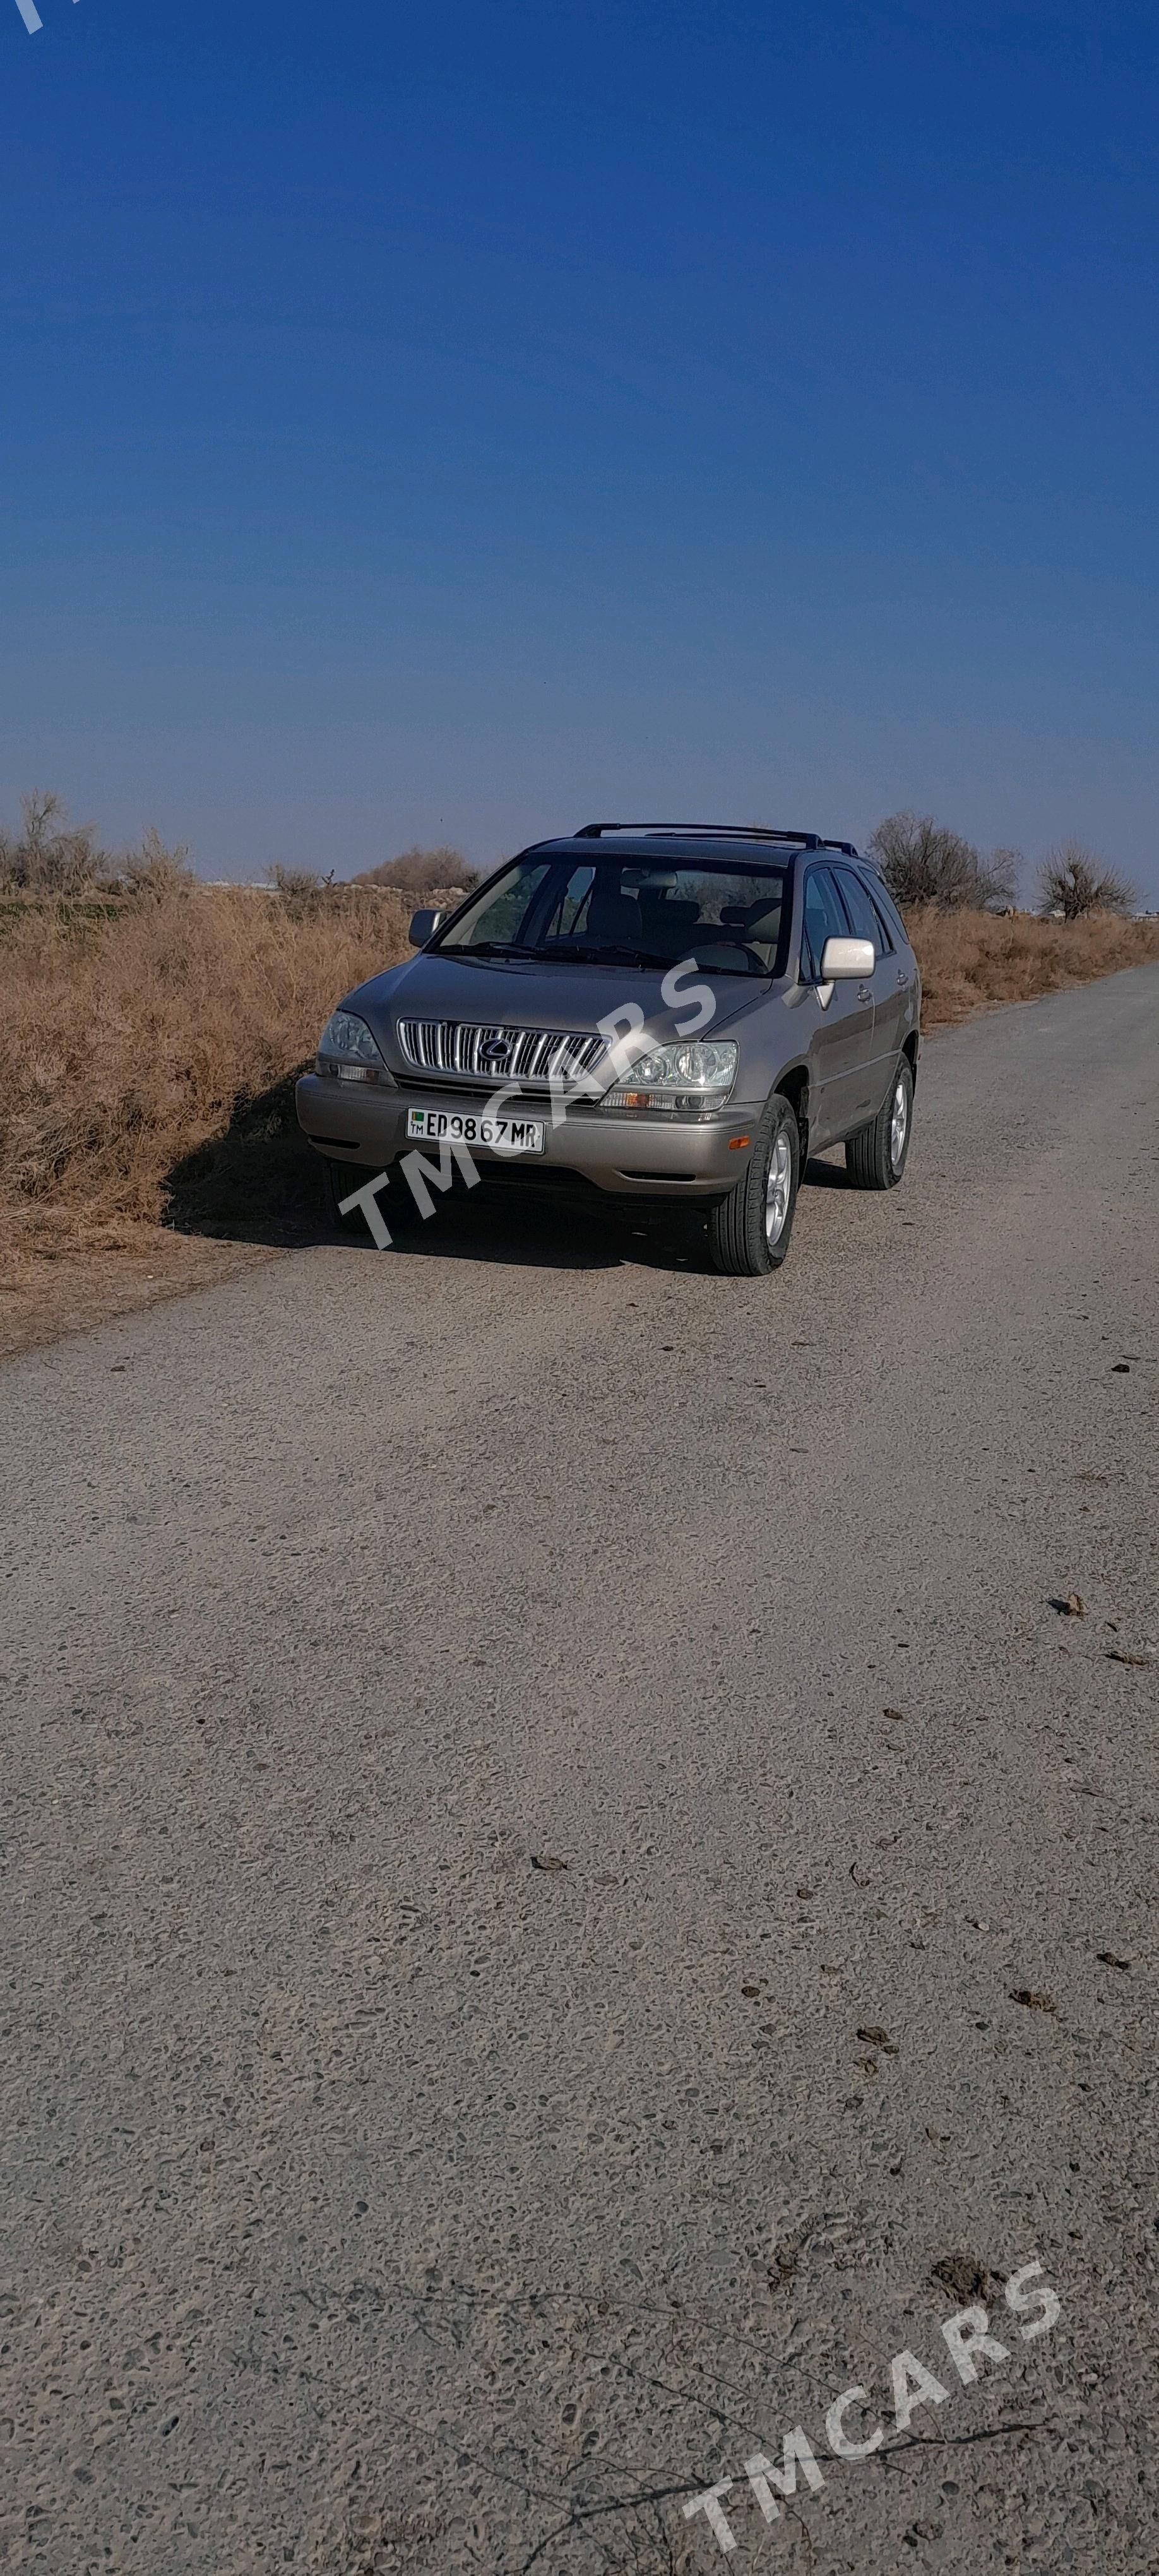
[930,2253,1000,2303]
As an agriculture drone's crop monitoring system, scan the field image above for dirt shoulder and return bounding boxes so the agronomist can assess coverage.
[0,1225,280,1364]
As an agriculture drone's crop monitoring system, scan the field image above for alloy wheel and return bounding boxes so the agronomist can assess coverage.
[765,1131,792,1242]
[890,1077,908,1170]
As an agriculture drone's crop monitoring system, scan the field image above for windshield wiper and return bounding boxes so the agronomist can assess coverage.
[523,942,674,969]
[439,939,529,958]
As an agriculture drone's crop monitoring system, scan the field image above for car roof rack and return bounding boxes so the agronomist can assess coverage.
[819,838,859,857]
[574,822,823,849]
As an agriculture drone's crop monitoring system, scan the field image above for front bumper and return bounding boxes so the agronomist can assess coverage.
[295,1072,759,1198]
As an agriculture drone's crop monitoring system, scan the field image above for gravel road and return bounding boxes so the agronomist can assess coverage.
[2,965,1156,2576]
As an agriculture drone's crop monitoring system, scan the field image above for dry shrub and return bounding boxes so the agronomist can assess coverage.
[910,905,1159,1028]
[358,845,478,895]
[264,862,335,910]
[0,880,411,1236]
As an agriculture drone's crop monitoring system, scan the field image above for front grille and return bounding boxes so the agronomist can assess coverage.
[396,1020,606,1087]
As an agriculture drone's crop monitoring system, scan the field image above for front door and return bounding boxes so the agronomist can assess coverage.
[800,864,877,1142]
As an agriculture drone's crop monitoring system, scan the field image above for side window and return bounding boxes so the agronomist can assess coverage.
[800,867,850,982]
[835,868,883,952]
[867,873,908,948]
[865,884,896,953]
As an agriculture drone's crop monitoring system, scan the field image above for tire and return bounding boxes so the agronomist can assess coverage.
[707,1093,800,1277]
[845,1057,913,1191]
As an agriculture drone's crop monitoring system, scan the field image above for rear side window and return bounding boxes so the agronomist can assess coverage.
[800,866,850,982]
[864,884,897,953]
[865,873,909,948]
[835,868,883,951]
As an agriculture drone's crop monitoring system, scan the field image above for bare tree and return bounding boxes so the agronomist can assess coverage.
[1036,840,1136,919]
[867,811,1016,910]
[0,790,108,895]
[989,848,1025,911]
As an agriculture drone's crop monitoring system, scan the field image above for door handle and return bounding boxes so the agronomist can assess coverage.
[858,983,872,1003]
[896,967,907,987]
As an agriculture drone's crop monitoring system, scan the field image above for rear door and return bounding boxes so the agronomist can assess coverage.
[799,864,877,1141]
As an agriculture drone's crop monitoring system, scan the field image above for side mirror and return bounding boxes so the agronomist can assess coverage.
[819,935,875,981]
[408,907,444,947]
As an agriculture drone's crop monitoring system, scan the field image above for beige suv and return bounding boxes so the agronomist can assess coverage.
[296,824,921,1275]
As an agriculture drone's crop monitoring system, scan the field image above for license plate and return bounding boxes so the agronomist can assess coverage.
[405,1106,546,1155]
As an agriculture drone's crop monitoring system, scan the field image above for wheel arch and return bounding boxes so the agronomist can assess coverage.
[773,1060,810,1159]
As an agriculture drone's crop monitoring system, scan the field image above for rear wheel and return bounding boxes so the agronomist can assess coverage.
[707,1093,800,1277]
[845,1058,913,1191]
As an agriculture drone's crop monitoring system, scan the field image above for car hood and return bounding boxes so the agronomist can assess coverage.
[340,949,773,1071]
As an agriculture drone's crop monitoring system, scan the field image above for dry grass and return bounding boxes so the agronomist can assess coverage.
[911,903,1159,1027]
[1,888,1157,1334]
[0,882,411,1264]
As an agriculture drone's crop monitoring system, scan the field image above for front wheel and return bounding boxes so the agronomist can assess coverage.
[846,1058,913,1191]
[707,1094,800,1276]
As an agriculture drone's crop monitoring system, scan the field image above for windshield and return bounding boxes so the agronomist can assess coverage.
[436,854,790,978]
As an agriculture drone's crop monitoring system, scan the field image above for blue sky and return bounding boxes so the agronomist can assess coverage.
[2,0,1156,893]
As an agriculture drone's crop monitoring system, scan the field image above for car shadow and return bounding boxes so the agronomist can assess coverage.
[162,1071,713,1272]
[163,1070,336,1247]
[162,1079,850,1272]
[379,1188,712,1273]
[801,1150,856,1190]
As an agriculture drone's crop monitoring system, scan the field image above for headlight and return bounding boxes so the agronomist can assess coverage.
[316,1010,395,1084]
[603,1039,738,1114]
